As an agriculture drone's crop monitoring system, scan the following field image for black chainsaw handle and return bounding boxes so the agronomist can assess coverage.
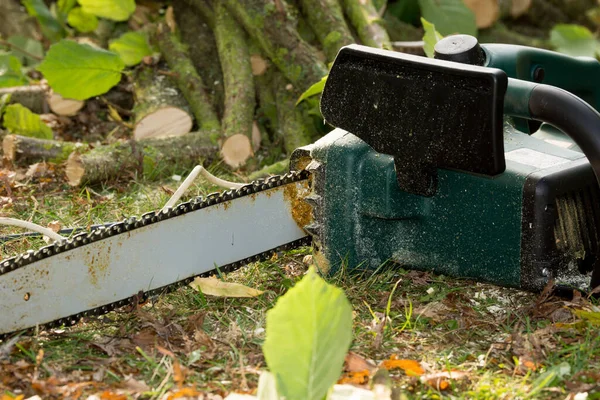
[505,79,600,188]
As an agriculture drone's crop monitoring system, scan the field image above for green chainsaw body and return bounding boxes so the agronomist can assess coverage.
[293,39,600,292]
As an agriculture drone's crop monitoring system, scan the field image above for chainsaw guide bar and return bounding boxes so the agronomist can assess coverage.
[0,170,311,340]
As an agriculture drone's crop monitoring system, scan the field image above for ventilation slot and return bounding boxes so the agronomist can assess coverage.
[554,185,600,272]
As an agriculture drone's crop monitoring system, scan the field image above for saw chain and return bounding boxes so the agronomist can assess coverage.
[0,170,312,341]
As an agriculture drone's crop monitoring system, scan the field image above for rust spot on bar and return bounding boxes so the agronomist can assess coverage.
[84,242,111,287]
[283,182,312,230]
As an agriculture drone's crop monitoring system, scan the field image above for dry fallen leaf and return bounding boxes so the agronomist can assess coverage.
[337,369,370,385]
[379,355,424,376]
[345,352,377,373]
[189,277,264,298]
[167,387,202,399]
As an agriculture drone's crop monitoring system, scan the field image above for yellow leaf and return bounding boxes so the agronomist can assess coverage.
[379,355,424,376]
[574,309,600,326]
[189,277,264,298]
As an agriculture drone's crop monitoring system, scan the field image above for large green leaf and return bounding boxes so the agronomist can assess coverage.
[22,0,66,42]
[4,36,44,66]
[109,32,152,66]
[550,24,600,58]
[0,54,28,88]
[78,0,136,21]
[262,267,353,400]
[37,40,125,100]
[68,7,99,33]
[421,18,444,58]
[3,104,53,139]
[418,0,477,37]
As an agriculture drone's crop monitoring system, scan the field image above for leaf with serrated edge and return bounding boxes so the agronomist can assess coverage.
[68,7,99,33]
[418,0,477,37]
[189,277,264,298]
[263,267,353,400]
[0,55,28,88]
[109,32,152,67]
[78,0,136,22]
[550,24,599,58]
[421,18,444,58]
[3,104,53,139]
[37,40,124,100]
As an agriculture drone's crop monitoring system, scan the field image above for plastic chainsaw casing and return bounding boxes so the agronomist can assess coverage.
[291,41,600,292]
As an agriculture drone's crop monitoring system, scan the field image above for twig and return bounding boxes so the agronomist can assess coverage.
[0,39,43,61]
[0,217,65,242]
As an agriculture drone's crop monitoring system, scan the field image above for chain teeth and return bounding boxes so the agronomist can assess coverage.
[0,170,311,341]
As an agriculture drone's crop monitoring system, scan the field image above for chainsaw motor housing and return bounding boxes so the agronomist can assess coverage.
[292,42,600,292]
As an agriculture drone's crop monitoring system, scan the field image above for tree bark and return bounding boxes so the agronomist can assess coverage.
[132,66,193,140]
[65,133,219,186]
[273,73,313,155]
[341,0,392,49]
[0,0,40,40]
[298,0,354,61]
[0,86,48,114]
[3,134,89,166]
[153,23,221,136]
[224,0,328,92]
[212,2,256,168]
[174,1,225,118]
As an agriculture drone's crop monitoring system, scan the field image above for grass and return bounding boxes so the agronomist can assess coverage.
[1,171,599,399]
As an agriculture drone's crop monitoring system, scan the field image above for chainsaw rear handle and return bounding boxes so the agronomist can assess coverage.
[505,78,600,190]
[482,43,600,113]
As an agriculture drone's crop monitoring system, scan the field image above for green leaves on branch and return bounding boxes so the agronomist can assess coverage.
[78,0,136,22]
[109,32,153,67]
[67,7,99,33]
[22,0,66,42]
[418,0,477,37]
[38,40,124,100]
[3,104,53,139]
[550,24,600,58]
[421,18,444,58]
[0,55,28,88]
[263,267,353,400]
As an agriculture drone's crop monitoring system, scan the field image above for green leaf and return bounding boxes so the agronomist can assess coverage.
[0,94,11,117]
[38,40,125,100]
[421,18,444,58]
[0,54,28,88]
[4,36,44,66]
[388,0,421,25]
[262,267,353,400]
[3,104,53,139]
[58,0,78,15]
[418,0,477,37]
[550,24,600,58]
[256,372,279,400]
[78,0,136,22]
[527,363,570,398]
[67,7,99,33]
[109,32,152,67]
[296,75,328,106]
[22,0,66,42]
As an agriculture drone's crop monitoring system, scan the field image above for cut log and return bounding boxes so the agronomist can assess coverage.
[153,23,221,134]
[3,134,89,166]
[47,92,85,117]
[298,0,354,61]
[223,0,328,92]
[0,86,48,114]
[463,0,500,28]
[174,1,225,118]
[212,1,256,168]
[66,132,219,186]
[341,0,392,49]
[132,67,193,140]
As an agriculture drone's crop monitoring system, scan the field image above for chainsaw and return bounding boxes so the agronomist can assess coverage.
[2,35,600,339]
